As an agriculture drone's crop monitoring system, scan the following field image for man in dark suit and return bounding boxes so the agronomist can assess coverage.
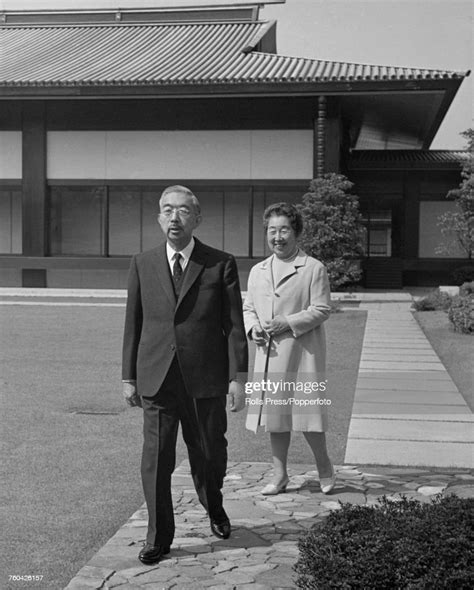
[122,185,248,565]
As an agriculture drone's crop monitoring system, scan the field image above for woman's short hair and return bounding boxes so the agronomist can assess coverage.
[263,202,303,237]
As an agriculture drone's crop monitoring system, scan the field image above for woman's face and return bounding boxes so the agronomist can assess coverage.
[266,215,298,259]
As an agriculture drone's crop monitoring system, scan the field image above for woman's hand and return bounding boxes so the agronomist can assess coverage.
[251,324,268,346]
[263,315,290,337]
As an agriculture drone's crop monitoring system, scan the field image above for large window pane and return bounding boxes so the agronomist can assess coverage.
[362,210,392,257]
[142,190,163,251]
[195,191,224,250]
[0,189,22,254]
[252,190,266,257]
[109,189,141,255]
[224,190,250,256]
[419,201,465,258]
[49,186,105,255]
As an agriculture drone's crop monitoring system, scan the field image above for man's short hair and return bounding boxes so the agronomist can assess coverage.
[263,202,303,237]
[160,185,201,215]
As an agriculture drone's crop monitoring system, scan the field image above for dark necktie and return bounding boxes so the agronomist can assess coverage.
[172,252,183,285]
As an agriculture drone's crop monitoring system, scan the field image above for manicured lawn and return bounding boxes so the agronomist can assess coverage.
[1,305,365,590]
[414,311,473,410]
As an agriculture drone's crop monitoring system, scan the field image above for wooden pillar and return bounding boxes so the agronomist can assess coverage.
[313,96,341,178]
[402,174,420,259]
[22,101,47,256]
[313,96,326,178]
[325,99,341,173]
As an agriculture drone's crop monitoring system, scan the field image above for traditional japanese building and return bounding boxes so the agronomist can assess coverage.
[0,1,470,288]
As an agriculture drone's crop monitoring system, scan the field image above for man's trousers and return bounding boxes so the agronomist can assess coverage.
[140,357,228,546]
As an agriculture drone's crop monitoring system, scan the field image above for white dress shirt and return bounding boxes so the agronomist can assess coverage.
[166,237,195,274]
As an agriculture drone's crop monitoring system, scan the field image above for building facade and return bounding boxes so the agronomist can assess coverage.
[0,2,470,288]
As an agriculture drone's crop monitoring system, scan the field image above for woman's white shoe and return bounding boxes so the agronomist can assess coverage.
[320,468,336,494]
[261,476,290,496]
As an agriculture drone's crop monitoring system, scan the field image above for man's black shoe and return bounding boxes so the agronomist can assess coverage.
[210,518,231,539]
[138,543,170,565]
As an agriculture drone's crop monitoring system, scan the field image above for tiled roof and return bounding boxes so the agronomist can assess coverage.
[0,21,469,87]
[348,150,469,169]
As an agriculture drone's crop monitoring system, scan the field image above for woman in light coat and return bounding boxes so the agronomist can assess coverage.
[243,202,335,495]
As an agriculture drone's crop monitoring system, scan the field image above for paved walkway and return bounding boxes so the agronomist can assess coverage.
[64,461,474,590]
[344,302,473,468]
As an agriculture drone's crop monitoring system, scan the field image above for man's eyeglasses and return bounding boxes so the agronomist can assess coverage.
[160,207,193,219]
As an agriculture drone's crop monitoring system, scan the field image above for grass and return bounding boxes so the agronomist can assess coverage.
[1,305,365,590]
[414,311,473,410]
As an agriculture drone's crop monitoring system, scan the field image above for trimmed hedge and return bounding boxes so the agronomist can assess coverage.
[412,289,453,311]
[448,294,474,333]
[295,495,474,590]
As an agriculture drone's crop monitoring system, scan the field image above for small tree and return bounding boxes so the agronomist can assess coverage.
[298,173,366,290]
[436,128,474,259]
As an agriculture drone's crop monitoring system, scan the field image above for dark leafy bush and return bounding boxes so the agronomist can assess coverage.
[412,289,453,311]
[295,495,474,590]
[452,265,474,285]
[298,174,366,290]
[448,294,474,333]
[437,129,473,258]
[460,281,474,296]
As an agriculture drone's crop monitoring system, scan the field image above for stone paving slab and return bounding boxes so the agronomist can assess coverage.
[0,287,128,298]
[357,370,454,382]
[64,461,474,590]
[364,332,426,337]
[355,380,459,392]
[348,417,474,442]
[362,343,434,349]
[352,403,472,416]
[359,361,445,371]
[345,440,473,468]
[364,329,426,334]
[353,390,467,405]
[362,337,428,343]
[361,353,441,360]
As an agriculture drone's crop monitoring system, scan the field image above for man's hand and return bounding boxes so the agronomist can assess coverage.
[263,315,290,337]
[229,380,246,412]
[123,381,142,408]
[251,324,268,346]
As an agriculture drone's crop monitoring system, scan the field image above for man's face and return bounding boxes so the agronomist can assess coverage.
[158,191,201,249]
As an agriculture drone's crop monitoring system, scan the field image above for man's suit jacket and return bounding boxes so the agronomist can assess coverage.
[122,238,248,398]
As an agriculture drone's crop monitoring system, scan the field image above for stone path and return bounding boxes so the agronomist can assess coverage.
[64,460,474,590]
[344,302,473,467]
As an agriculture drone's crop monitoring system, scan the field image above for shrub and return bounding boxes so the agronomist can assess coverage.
[460,281,474,296]
[295,495,474,590]
[298,173,366,290]
[436,128,474,259]
[412,289,453,311]
[448,294,474,333]
[452,265,474,285]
